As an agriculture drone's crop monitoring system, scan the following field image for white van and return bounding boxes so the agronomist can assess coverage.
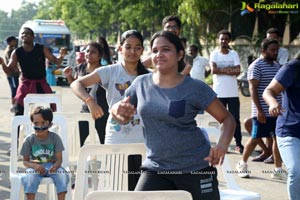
[19,19,76,83]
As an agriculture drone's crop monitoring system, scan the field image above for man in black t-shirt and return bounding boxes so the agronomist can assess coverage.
[0,27,67,115]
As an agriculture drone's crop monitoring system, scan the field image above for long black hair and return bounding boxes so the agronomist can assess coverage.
[98,36,112,65]
[150,31,185,72]
[87,42,103,62]
[120,30,149,75]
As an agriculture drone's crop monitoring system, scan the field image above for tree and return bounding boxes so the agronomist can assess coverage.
[0,2,38,41]
[3,0,298,56]
[0,11,11,41]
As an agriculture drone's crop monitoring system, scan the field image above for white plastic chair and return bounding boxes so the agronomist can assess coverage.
[54,112,100,166]
[50,86,63,96]
[23,93,62,115]
[10,115,72,200]
[84,190,193,200]
[74,143,146,200]
[203,127,261,200]
[196,114,221,130]
[21,93,63,145]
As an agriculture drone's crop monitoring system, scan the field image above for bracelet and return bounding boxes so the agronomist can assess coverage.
[85,97,93,103]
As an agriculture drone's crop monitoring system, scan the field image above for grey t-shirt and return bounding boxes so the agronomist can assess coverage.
[20,131,64,163]
[126,74,217,173]
[96,63,144,144]
[96,63,138,109]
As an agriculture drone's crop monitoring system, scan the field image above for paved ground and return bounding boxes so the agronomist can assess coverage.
[0,50,288,200]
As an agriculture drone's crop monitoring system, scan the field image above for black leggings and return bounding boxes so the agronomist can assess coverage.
[135,166,220,200]
[219,97,242,146]
[78,114,108,146]
[128,155,142,191]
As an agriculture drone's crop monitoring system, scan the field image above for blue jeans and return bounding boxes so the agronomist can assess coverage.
[7,75,19,99]
[277,136,300,200]
[21,163,69,194]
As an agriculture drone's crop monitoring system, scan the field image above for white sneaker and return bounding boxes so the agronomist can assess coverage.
[236,161,250,178]
[17,155,23,161]
[271,168,287,181]
[10,104,18,113]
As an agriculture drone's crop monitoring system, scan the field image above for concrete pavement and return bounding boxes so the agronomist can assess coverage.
[0,49,288,199]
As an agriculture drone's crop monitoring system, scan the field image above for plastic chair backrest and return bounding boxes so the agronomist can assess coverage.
[202,127,240,190]
[197,114,221,130]
[74,144,146,200]
[23,93,62,115]
[84,190,193,200]
[50,86,63,96]
[201,126,261,200]
[21,93,63,144]
[10,115,71,200]
[54,112,99,166]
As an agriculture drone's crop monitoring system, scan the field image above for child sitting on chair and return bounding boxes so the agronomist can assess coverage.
[20,106,69,200]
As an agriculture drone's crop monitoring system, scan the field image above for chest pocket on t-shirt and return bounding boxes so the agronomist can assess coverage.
[168,100,186,118]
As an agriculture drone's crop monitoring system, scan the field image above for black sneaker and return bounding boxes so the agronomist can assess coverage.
[7,148,11,156]
[235,145,244,154]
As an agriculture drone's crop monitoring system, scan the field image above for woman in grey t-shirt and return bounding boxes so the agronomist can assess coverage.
[111,31,236,200]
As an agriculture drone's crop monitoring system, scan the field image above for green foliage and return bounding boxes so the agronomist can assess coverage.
[0,11,11,39]
[0,0,298,56]
[34,0,55,19]
[0,2,37,40]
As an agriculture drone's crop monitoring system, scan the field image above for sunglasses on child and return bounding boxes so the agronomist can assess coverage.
[33,126,50,131]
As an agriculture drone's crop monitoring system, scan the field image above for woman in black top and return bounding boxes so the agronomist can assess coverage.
[64,42,109,145]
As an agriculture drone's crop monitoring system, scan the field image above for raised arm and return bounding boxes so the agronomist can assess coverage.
[204,97,236,166]
[0,50,19,74]
[70,71,104,119]
[111,96,136,124]
[44,46,67,66]
[263,79,285,117]
[180,63,192,76]
[141,55,154,69]
[63,66,76,84]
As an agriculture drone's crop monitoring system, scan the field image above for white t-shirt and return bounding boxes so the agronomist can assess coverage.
[190,55,209,82]
[210,49,240,98]
[96,63,144,144]
[278,47,289,65]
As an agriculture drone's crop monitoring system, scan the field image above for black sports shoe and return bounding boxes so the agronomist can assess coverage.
[235,144,244,154]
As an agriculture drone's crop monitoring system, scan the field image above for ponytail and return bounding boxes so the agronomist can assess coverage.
[137,60,149,75]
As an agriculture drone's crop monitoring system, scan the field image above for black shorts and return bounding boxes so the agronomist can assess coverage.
[135,166,220,200]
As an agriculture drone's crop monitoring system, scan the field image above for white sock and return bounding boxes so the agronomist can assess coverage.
[240,160,247,165]
[275,167,283,171]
